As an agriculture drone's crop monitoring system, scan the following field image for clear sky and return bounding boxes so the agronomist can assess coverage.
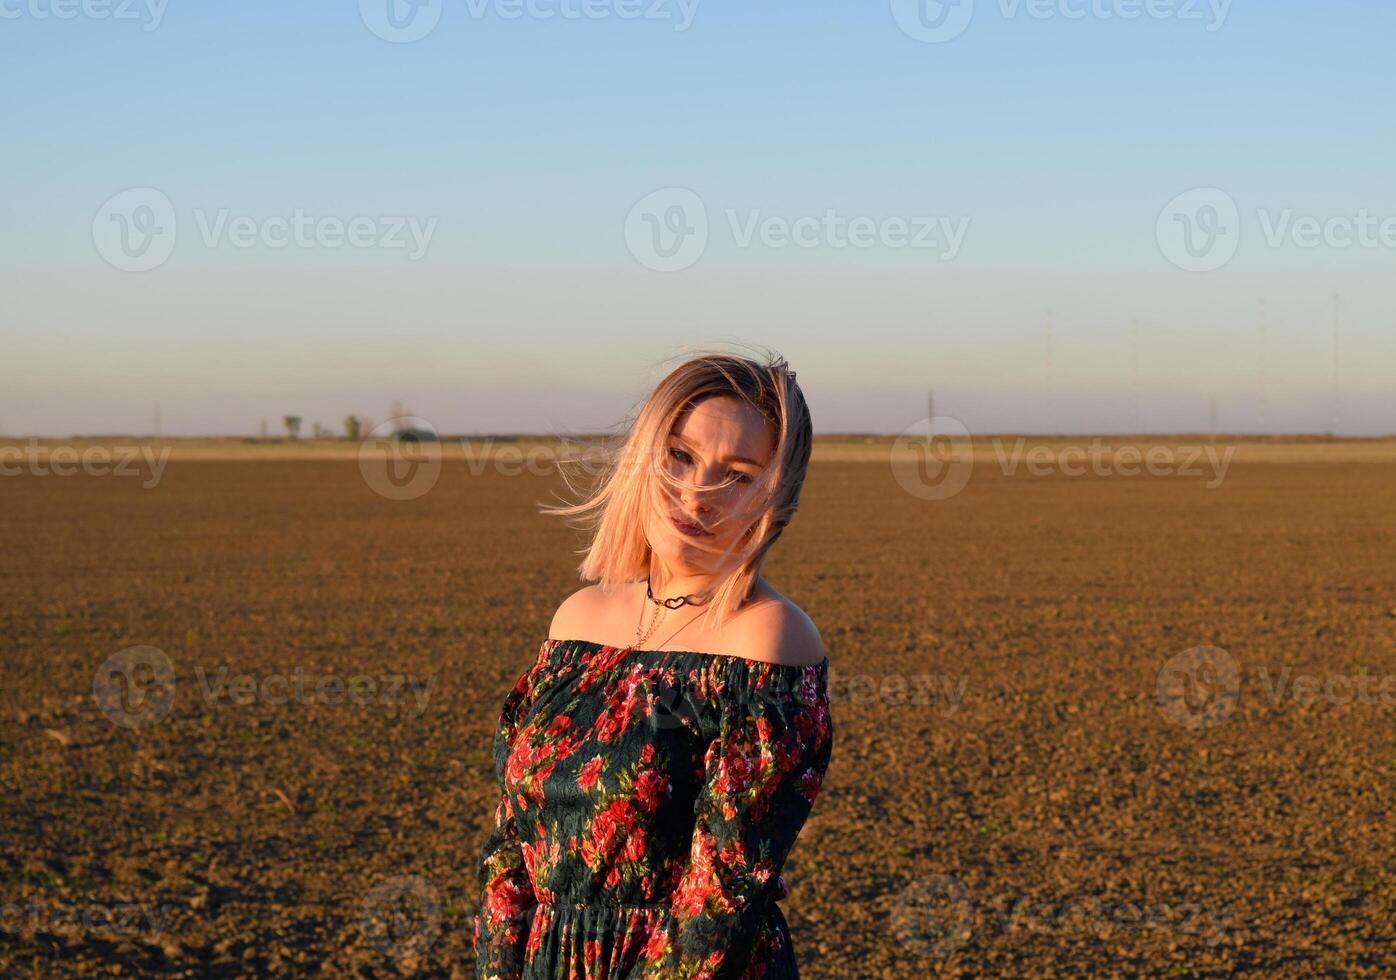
[3,0,1394,436]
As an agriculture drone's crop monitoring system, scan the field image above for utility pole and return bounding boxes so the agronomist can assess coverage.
[1331,293,1341,436]
[1257,297,1267,434]
[1044,307,1054,436]
[1130,318,1140,435]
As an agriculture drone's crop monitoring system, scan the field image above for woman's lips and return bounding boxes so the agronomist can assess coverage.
[671,515,710,537]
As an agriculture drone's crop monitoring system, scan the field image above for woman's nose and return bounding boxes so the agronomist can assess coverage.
[682,475,718,510]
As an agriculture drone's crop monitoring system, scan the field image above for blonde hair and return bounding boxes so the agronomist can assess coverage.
[538,343,813,635]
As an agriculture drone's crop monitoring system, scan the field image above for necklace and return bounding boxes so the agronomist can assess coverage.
[634,575,711,650]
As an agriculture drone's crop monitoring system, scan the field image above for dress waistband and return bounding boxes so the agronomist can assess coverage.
[534,900,668,912]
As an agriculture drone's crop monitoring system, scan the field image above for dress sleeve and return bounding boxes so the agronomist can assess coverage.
[655,661,834,979]
[472,648,545,980]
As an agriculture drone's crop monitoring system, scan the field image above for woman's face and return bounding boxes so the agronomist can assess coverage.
[647,395,775,575]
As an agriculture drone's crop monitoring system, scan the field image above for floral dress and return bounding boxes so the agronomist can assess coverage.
[472,637,834,980]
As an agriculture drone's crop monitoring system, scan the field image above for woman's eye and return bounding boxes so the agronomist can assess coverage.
[669,447,751,485]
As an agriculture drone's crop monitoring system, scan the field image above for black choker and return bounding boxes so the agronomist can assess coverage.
[646,576,712,609]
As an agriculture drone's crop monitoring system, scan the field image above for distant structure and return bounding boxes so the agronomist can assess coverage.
[389,400,407,430]
[1130,318,1140,434]
[1257,297,1267,433]
[1044,307,1055,435]
[1331,293,1341,436]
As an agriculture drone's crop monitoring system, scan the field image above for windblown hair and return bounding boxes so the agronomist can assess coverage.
[538,343,813,635]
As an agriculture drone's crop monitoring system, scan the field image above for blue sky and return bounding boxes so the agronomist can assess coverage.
[3,0,1394,435]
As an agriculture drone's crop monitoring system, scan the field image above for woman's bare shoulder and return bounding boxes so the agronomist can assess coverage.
[733,589,825,667]
[547,582,632,643]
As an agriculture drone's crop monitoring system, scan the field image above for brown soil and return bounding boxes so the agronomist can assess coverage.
[2,458,1393,977]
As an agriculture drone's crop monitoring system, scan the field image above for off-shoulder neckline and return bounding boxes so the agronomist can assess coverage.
[544,636,828,672]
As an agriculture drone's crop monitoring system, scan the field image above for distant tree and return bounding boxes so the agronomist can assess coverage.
[284,415,302,440]
[344,415,362,441]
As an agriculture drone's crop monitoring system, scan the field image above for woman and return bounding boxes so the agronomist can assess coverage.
[472,348,834,979]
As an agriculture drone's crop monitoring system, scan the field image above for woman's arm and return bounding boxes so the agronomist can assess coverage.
[651,662,834,978]
[472,657,543,980]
